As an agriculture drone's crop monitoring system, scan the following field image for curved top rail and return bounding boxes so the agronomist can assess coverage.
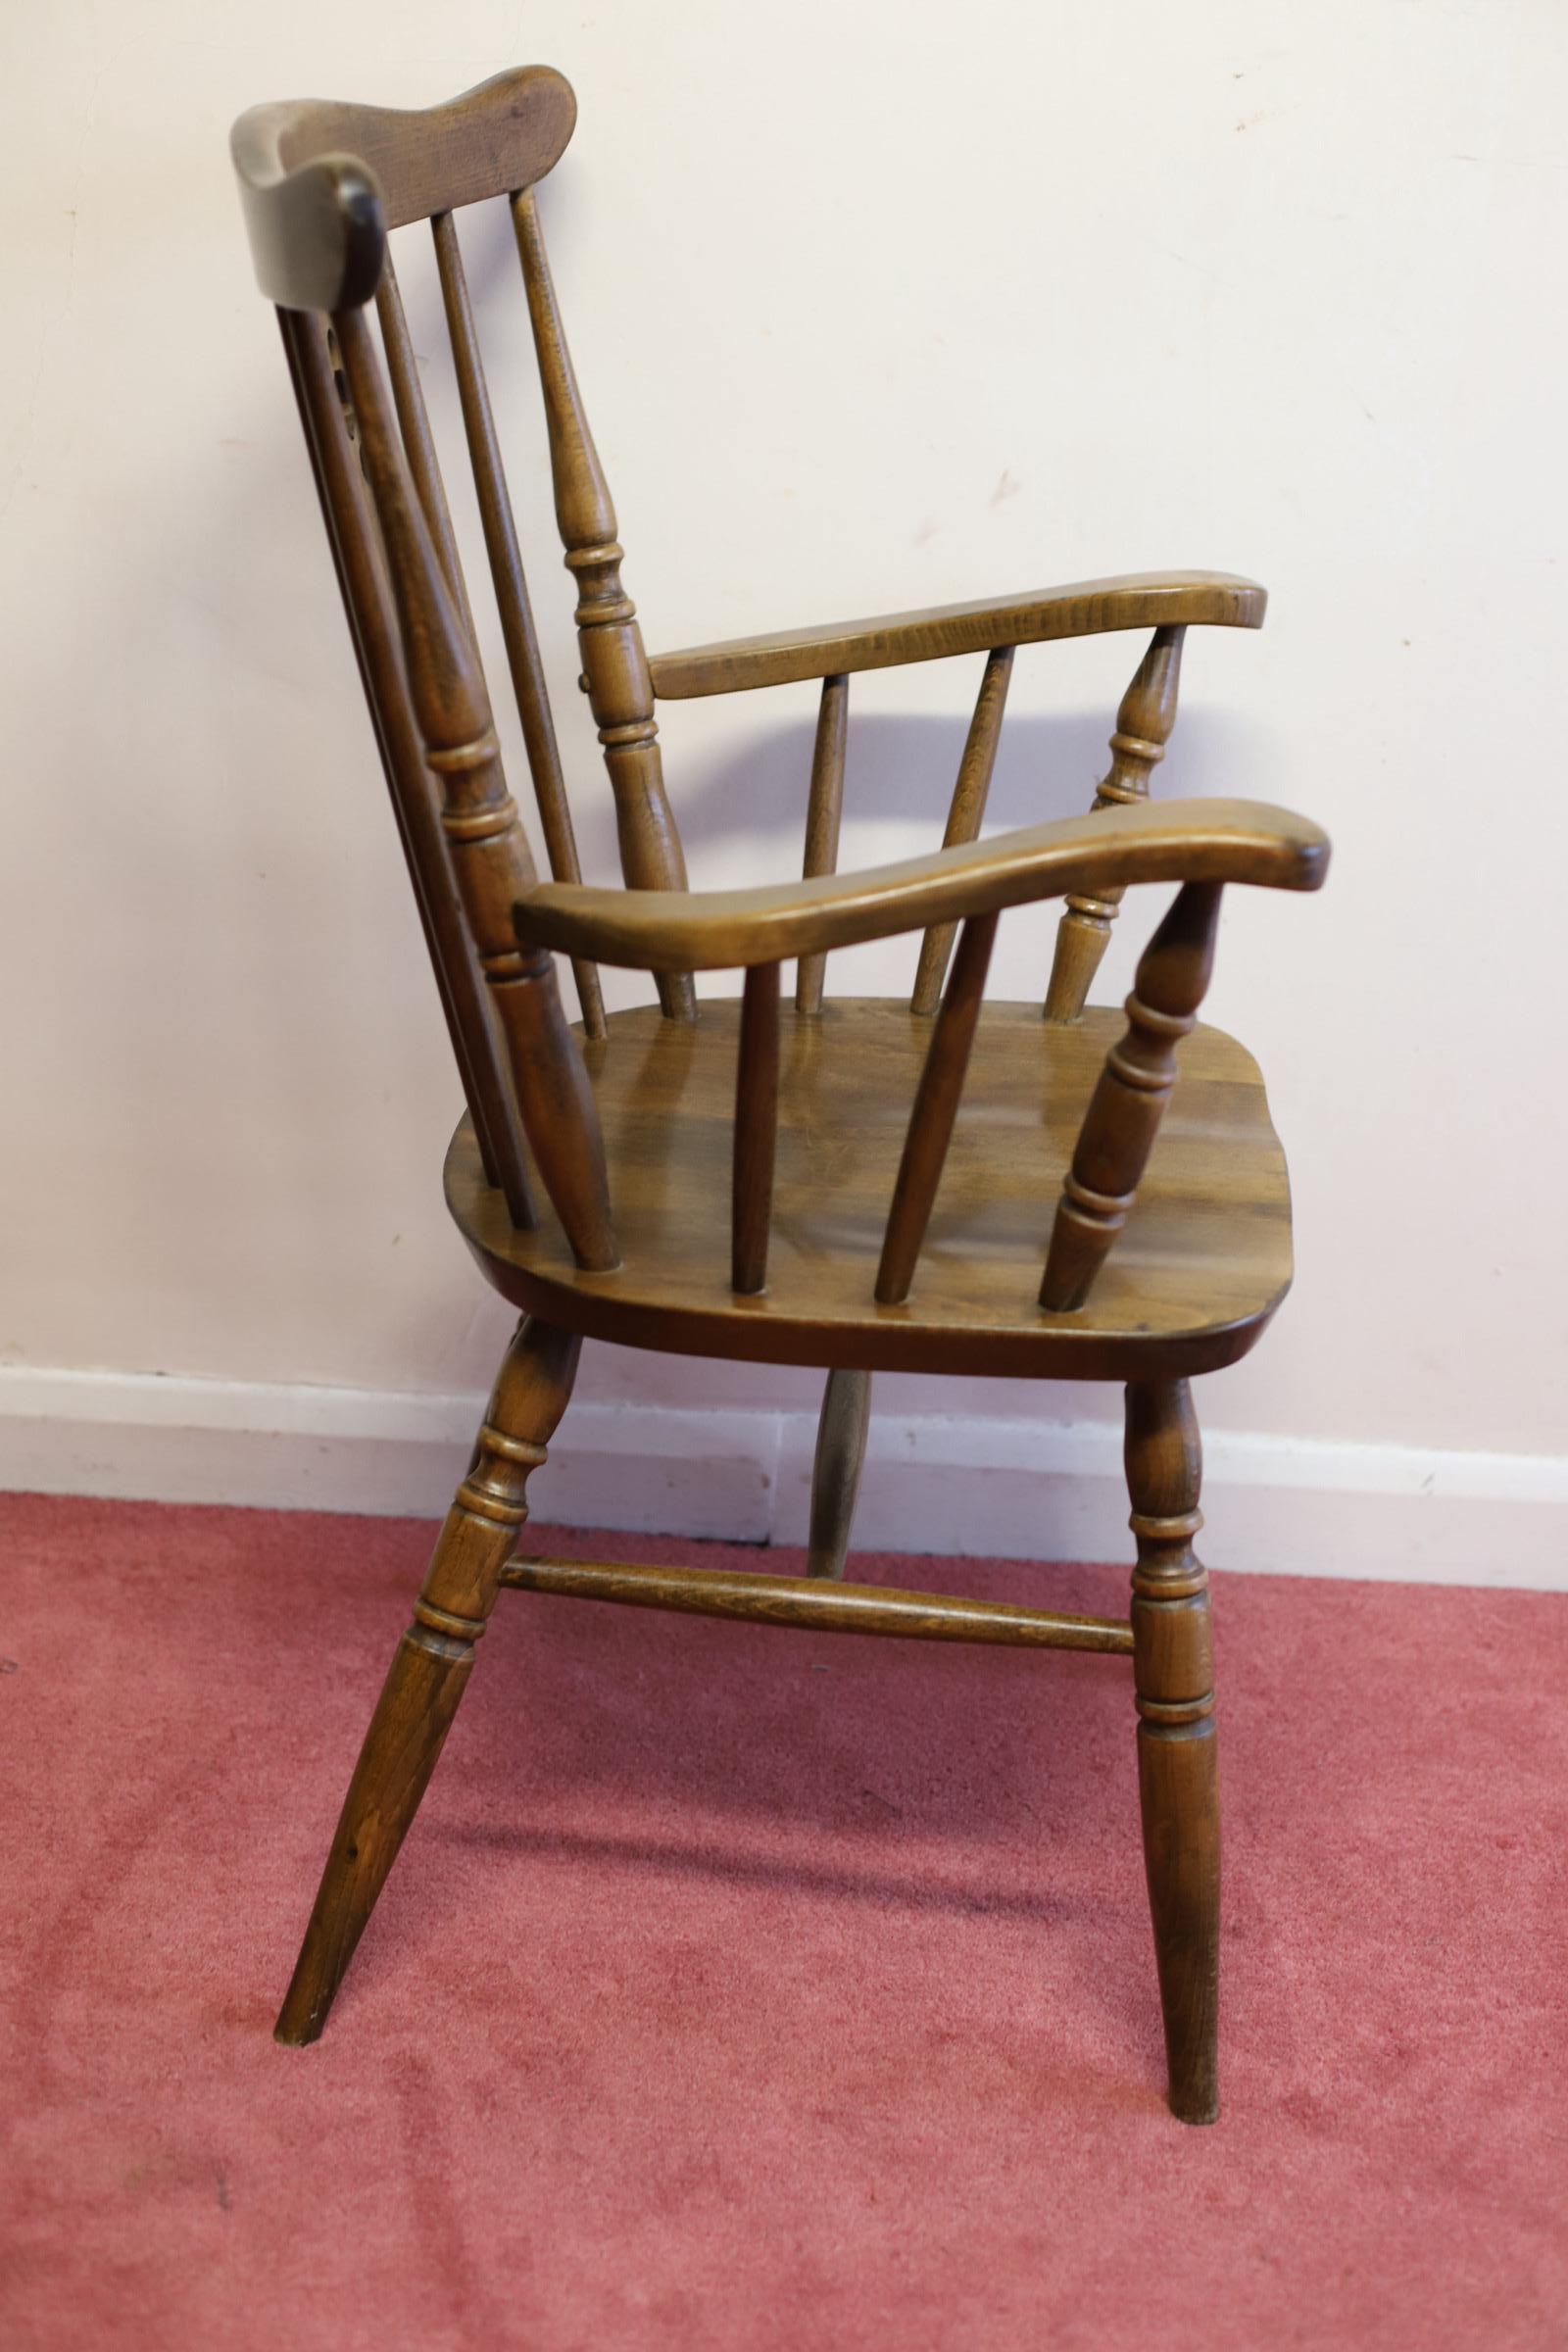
[513,798,1331,971]
[230,65,576,311]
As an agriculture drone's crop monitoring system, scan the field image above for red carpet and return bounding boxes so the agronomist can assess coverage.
[2,1491,1564,2349]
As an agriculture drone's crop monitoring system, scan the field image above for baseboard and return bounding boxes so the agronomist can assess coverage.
[1,1365,1564,1590]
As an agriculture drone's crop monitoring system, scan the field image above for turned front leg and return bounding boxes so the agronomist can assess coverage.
[274,1316,580,2045]
[1124,1377,1220,2124]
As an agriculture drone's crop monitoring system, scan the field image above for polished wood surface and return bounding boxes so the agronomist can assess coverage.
[806,1368,872,1580]
[448,997,1295,1379]
[500,1553,1135,1652]
[731,962,781,1296]
[276,1315,580,2045]
[512,189,695,1022]
[876,912,999,1306]
[232,67,577,308]
[1041,880,1224,1312]
[332,305,617,1271]
[795,674,851,1017]
[911,646,1014,1015]
[514,797,1326,972]
[1125,1378,1220,2124]
[234,61,1326,2121]
[649,572,1264,699]
[432,210,605,1038]
[1046,624,1187,1022]
[276,307,535,1227]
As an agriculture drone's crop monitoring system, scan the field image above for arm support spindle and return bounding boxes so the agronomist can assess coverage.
[1045,625,1185,1022]
[1040,880,1223,1312]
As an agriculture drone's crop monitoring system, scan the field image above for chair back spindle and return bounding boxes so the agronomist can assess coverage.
[334,304,618,1270]
[795,674,851,1016]
[1040,879,1223,1311]
[279,306,537,1229]
[431,209,606,1039]
[910,646,1014,1014]
[1045,625,1186,1021]
[511,188,696,1022]
[373,257,481,644]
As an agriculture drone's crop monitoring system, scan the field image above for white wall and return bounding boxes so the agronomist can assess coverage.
[3,1,1565,1574]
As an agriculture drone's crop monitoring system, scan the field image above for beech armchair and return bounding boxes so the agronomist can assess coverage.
[231,65,1329,2124]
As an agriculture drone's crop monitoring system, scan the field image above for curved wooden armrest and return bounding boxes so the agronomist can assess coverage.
[513,797,1327,972]
[648,571,1266,701]
[231,67,576,311]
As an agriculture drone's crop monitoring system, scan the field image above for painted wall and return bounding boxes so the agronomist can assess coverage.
[3,2,1564,1558]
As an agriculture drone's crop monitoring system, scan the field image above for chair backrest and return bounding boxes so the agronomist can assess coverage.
[232,65,701,1261]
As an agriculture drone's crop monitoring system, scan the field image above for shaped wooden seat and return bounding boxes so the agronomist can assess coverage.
[449,998,1293,1381]
[231,63,1330,2124]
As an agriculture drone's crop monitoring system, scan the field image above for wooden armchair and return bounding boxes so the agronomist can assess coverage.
[231,66,1329,2124]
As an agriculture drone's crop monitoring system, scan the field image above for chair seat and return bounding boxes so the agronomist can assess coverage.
[446,998,1294,1380]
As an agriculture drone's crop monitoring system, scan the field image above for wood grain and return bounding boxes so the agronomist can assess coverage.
[876,913,998,1305]
[431,209,606,1037]
[275,1316,580,2045]
[513,797,1328,971]
[1041,881,1224,1312]
[807,1368,872,1580]
[1125,1377,1220,2124]
[232,67,578,310]
[796,674,850,1017]
[911,647,1014,1015]
[500,1553,1135,1653]
[1045,625,1186,1022]
[731,961,781,1295]
[448,996,1296,1380]
[650,572,1264,699]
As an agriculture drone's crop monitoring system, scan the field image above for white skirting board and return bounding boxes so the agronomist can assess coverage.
[2,1365,1564,1591]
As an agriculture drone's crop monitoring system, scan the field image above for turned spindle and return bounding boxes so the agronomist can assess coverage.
[1040,879,1222,1312]
[334,305,617,1270]
[1123,1377,1220,2124]
[1044,626,1186,1022]
[432,210,606,1040]
[512,189,695,1022]
[278,307,536,1231]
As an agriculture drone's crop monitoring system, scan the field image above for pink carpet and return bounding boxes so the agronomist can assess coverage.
[2,1491,1564,2349]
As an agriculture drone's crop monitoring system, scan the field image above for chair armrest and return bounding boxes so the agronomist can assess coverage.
[647,571,1266,701]
[513,797,1327,972]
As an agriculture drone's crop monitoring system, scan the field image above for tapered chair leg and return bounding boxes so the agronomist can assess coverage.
[806,1368,872,1580]
[274,1314,581,2046]
[1124,1377,1220,2124]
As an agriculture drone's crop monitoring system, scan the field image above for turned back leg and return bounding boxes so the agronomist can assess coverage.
[807,1368,872,1580]
[1124,1376,1221,2124]
[274,1314,580,2045]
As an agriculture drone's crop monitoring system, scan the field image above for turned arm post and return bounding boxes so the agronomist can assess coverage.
[334,305,618,1272]
[1040,878,1222,1312]
[512,189,695,1023]
[1044,625,1186,1021]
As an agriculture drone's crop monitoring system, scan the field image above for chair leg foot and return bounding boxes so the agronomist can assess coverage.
[1124,1377,1220,2125]
[806,1368,872,1579]
[273,1315,580,2045]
